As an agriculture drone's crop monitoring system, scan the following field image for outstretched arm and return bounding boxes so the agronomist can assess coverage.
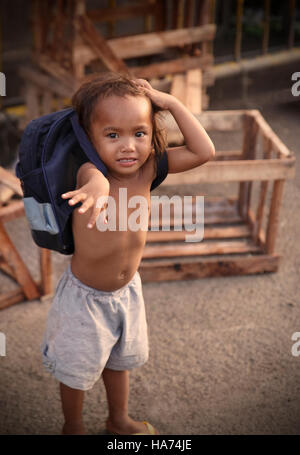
[61,162,110,229]
[133,79,215,174]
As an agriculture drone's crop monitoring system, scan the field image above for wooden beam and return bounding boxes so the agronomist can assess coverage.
[143,240,260,259]
[74,24,216,61]
[132,55,213,79]
[77,14,129,75]
[139,254,279,282]
[146,224,251,242]
[170,74,186,105]
[186,69,202,114]
[160,157,295,185]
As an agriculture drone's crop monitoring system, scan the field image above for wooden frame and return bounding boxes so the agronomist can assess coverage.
[0,167,52,310]
[139,109,295,282]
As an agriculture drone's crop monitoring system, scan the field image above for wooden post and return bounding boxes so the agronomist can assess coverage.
[238,114,258,218]
[254,136,272,245]
[266,180,285,254]
[40,248,52,296]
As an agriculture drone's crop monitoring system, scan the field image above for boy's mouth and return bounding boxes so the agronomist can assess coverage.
[117,158,138,166]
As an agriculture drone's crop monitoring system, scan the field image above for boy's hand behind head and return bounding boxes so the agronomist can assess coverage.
[133,78,175,111]
[62,163,110,229]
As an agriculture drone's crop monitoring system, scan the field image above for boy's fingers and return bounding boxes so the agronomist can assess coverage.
[68,192,87,205]
[78,196,93,213]
[62,192,75,199]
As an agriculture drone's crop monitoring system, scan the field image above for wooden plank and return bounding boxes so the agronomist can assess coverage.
[146,224,251,242]
[0,222,40,301]
[139,254,279,282]
[0,167,23,196]
[143,240,260,259]
[186,69,202,114]
[132,55,213,79]
[160,157,295,185]
[73,24,216,63]
[77,14,129,75]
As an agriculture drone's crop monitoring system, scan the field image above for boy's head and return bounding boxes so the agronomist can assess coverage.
[72,72,167,175]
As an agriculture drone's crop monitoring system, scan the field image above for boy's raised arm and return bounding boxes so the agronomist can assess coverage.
[133,79,215,174]
[61,162,110,228]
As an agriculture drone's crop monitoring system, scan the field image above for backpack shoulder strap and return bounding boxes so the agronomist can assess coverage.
[150,150,169,191]
[70,112,108,176]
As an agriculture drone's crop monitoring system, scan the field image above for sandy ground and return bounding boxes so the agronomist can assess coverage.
[0,63,300,435]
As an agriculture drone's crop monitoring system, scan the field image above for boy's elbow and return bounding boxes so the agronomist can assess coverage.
[202,143,215,163]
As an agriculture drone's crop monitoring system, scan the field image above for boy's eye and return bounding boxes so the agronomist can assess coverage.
[107,132,118,138]
[136,131,146,137]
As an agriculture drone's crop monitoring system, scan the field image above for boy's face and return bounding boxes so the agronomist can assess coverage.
[90,94,154,181]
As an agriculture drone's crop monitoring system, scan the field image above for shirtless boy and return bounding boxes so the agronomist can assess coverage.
[41,73,215,435]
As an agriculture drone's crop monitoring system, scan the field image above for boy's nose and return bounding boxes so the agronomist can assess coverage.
[120,139,135,152]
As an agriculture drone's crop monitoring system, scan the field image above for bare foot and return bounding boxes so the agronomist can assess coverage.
[62,422,86,435]
[106,416,158,435]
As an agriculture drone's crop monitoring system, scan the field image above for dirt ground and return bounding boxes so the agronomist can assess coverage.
[0,63,300,435]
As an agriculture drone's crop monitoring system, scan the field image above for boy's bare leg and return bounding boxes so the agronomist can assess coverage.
[102,368,157,434]
[60,382,86,435]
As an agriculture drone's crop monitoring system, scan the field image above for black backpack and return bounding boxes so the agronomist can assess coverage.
[16,107,168,255]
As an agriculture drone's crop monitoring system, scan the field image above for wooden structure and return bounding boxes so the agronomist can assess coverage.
[20,0,216,124]
[139,109,295,282]
[0,167,52,310]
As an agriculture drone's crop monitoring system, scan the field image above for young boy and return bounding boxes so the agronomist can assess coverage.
[41,73,215,435]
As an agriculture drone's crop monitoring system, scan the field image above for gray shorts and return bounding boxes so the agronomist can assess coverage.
[41,265,149,391]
